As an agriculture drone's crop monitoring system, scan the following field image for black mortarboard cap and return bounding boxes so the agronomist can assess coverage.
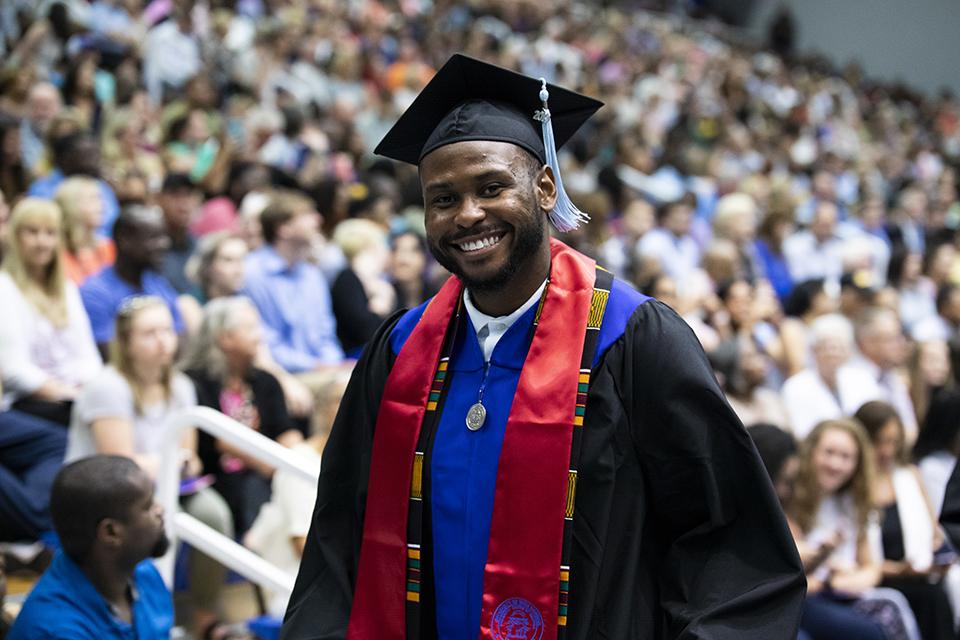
[374,54,603,166]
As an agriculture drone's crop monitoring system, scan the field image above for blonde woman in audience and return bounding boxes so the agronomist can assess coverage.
[855,401,955,639]
[789,418,921,640]
[54,175,115,283]
[100,108,165,194]
[330,218,395,357]
[0,197,101,425]
[65,295,233,638]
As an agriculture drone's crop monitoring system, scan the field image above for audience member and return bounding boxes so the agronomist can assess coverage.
[710,336,791,432]
[7,455,173,639]
[143,10,201,105]
[887,248,936,339]
[636,192,700,289]
[26,131,119,235]
[754,208,796,304]
[157,173,200,295]
[849,309,918,442]
[330,218,395,357]
[185,231,247,303]
[18,82,61,174]
[389,229,440,311]
[181,296,302,535]
[55,175,115,284]
[712,192,762,283]
[779,278,839,377]
[748,423,885,640]
[0,117,28,206]
[100,108,165,195]
[913,282,960,343]
[0,376,66,541]
[243,190,343,372]
[0,198,101,425]
[65,296,232,637]
[886,187,928,256]
[855,400,954,639]
[913,389,960,514]
[80,204,186,354]
[784,201,845,285]
[906,339,953,428]
[788,419,920,640]
[782,314,879,438]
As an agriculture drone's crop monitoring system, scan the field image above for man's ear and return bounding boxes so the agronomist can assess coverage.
[536,165,559,214]
[97,518,124,549]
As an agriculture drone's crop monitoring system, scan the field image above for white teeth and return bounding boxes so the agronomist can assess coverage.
[458,235,501,252]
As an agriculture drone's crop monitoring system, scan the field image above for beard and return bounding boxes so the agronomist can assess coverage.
[150,529,171,558]
[428,203,545,295]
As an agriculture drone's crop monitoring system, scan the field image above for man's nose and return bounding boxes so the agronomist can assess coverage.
[455,197,485,228]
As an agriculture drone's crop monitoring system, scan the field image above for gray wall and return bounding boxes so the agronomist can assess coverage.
[746,0,960,97]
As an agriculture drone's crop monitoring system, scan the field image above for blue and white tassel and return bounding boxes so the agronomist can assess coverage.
[534,78,589,232]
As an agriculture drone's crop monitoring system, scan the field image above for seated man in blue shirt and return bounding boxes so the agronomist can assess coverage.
[81,204,186,358]
[244,190,344,373]
[9,455,174,640]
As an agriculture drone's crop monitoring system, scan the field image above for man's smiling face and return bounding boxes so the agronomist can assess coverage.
[421,140,550,299]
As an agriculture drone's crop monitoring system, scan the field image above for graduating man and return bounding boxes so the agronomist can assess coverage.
[281,55,805,640]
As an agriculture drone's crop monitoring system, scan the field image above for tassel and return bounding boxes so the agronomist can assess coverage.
[534,79,589,232]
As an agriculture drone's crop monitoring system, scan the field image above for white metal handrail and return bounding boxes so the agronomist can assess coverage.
[157,406,320,597]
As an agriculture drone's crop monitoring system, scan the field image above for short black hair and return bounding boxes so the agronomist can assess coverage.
[111,204,157,243]
[49,455,145,562]
[51,131,91,165]
[748,423,797,483]
[161,172,196,193]
[783,278,826,318]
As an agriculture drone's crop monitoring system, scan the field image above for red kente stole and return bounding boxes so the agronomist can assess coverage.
[347,239,599,640]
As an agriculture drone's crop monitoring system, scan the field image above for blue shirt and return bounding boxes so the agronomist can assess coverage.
[243,245,343,372]
[389,278,648,640]
[8,552,173,640]
[80,266,186,344]
[28,169,119,237]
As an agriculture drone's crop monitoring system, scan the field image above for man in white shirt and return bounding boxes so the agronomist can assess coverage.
[783,201,845,285]
[848,308,918,441]
[781,313,878,439]
[143,9,201,105]
[636,192,700,287]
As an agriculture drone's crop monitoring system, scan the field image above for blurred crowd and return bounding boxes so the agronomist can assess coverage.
[2,0,960,637]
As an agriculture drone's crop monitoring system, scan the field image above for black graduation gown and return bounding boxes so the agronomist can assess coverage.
[279,297,806,640]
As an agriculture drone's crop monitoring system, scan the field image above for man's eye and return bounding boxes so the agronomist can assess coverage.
[481,185,503,196]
